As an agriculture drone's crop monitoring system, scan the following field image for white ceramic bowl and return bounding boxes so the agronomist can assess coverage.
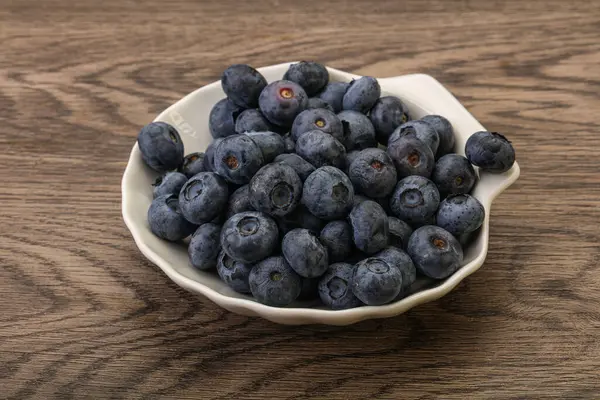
[122,62,520,325]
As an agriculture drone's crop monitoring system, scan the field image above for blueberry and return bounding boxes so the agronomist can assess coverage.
[221,211,279,263]
[421,115,455,158]
[291,108,344,142]
[407,225,463,279]
[393,121,439,155]
[320,220,353,263]
[221,64,267,109]
[203,138,223,173]
[436,194,485,236]
[307,97,334,112]
[349,200,389,254]
[337,110,377,150]
[390,176,440,227]
[282,228,329,278]
[226,184,254,219]
[249,163,302,217]
[188,223,222,270]
[318,82,349,113]
[214,134,264,184]
[276,205,325,236]
[283,61,329,96]
[179,152,206,178]
[152,171,188,199]
[369,96,410,145]
[234,109,273,134]
[351,256,402,306]
[178,172,229,224]
[283,134,295,153]
[243,131,285,163]
[352,194,369,208]
[216,250,253,294]
[295,130,346,169]
[209,98,244,139]
[386,131,435,178]
[345,150,361,172]
[388,217,413,250]
[302,166,354,220]
[138,122,184,172]
[465,131,515,173]
[432,154,477,198]
[374,247,416,296]
[298,277,321,301]
[348,148,397,198]
[148,194,197,241]
[319,263,363,309]
[273,153,316,181]
[342,76,380,114]
[249,256,302,307]
[259,80,308,127]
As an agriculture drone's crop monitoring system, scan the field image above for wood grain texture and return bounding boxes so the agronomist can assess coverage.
[2,0,600,398]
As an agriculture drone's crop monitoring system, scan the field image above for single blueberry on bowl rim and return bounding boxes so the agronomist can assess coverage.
[465,131,516,173]
[221,64,267,109]
[137,121,184,172]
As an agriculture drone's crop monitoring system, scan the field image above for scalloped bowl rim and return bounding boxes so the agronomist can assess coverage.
[122,62,520,325]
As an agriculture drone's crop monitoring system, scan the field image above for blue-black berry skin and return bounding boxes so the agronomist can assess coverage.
[138,122,184,172]
[214,134,265,185]
[421,115,455,158]
[243,131,285,163]
[209,98,244,139]
[407,225,463,279]
[370,96,410,145]
[386,131,435,179]
[273,153,316,182]
[465,131,515,173]
[291,108,344,142]
[152,172,188,199]
[436,194,485,236]
[226,184,255,219]
[342,76,381,114]
[302,166,354,220]
[349,200,389,255]
[318,263,363,310]
[393,120,440,155]
[295,130,347,170]
[179,152,206,178]
[249,256,302,307]
[203,138,223,173]
[148,194,197,241]
[259,80,309,127]
[221,211,279,264]
[348,148,397,198]
[307,97,334,112]
[283,61,329,97]
[337,110,377,151]
[188,223,222,270]
[221,64,267,109]
[320,220,353,263]
[390,175,440,227]
[318,82,349,113]
[235,109,273,134]
[351,256,403,306]
[249,163,303,217]
[387,217,413,250]
[216,250,254,294]
[431,154,477,198]
[282,228,329,278]
[178,172,229,224]
[374,247,416,296]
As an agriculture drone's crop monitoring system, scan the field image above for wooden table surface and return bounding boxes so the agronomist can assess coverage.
[2,1,600,399]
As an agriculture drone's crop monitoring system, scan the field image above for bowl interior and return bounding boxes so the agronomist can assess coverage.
[123,62,519,317]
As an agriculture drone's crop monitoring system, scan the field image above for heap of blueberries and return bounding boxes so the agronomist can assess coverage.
[138,61,516,309]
